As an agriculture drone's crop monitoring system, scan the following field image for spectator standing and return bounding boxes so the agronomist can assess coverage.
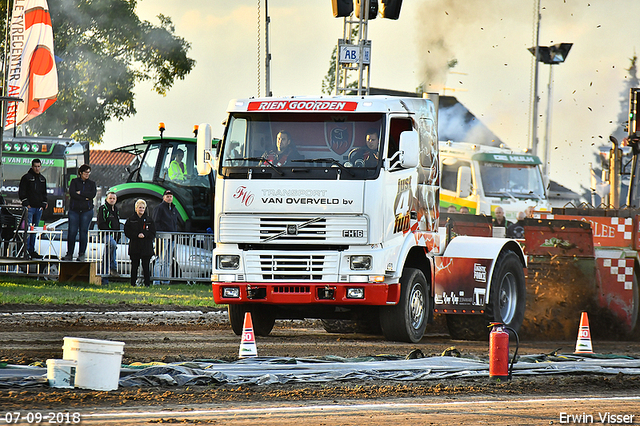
[507,211,526,239]
[492,206,512,228]
[97,191,121,283]
[64,164,96,261]
[124,199,156,287]
[459,206,470,214]
[18,159,48,259]
[152,190,179,285]
[525,206,535,218]
[447,205,457,213]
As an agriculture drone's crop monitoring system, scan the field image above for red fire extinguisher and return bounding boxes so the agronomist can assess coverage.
[489,322,519,381]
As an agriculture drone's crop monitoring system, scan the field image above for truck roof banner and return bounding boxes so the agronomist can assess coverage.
[5,0,58,130]
[247,100,359,112]
[472,152,542,165]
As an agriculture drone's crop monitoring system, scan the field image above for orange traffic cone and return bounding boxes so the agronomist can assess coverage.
[574,311,594,354]
[238,311,258,358]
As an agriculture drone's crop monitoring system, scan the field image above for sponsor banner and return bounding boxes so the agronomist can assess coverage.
[6,0,58,129]
[595,257,635,330]
[538,214,633,248]
[433,257,493,310]
[223,180,364,214]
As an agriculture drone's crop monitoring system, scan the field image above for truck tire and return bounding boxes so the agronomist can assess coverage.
[228,304,276,337]
[380,268,429,343]
[446,250,525,340]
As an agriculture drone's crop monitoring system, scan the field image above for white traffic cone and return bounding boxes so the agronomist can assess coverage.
[574,311,594,354]
[238,311,258,358]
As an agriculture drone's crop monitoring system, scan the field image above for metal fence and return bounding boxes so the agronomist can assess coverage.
[0,230,215,284]
[88,230,215,283]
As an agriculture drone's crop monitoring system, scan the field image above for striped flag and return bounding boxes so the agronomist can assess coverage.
[5,0,58,130]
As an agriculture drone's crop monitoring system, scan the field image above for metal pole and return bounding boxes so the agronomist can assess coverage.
[264,0,272,97]
[543,65,553,184]
[531,0,541,156]
[357,0,368,95]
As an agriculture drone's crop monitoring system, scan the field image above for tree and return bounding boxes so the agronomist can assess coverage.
[0,0,195,143]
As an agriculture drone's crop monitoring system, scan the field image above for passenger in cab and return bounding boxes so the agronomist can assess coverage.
[349,128,380,167]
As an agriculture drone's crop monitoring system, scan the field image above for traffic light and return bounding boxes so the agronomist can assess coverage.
[355,0,378,20]
[380,0,402,19]
[332,0,353,17]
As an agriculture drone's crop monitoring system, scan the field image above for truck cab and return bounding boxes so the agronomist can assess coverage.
[198,96,526,343]
[439,141,550,220]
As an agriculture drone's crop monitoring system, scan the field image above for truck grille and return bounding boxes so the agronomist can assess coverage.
[245,252,340,281]
[219,215,368,245]
[259,217,326,242]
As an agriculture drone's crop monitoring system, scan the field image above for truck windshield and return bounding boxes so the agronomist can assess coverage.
[221,112,384,179]
[479,162,545,199]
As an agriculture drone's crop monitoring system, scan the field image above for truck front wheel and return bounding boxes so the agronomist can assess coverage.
[380,268,429,343]
[228,304,276,337]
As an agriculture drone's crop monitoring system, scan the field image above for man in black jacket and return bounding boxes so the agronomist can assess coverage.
[97,191,121,282]
[18,159,48,259]
[64,164,96,261]
[152,190,179,284]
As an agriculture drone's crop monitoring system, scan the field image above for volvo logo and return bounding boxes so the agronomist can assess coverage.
[286,225,298,235]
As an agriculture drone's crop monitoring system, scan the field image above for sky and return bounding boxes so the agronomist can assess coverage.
[101,0,640,198]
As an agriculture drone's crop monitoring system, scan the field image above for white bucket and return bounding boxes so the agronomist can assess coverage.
[46,359,77,388]
[62,337,125,391]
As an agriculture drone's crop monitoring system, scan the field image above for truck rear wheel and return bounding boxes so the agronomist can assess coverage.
[380,268,429,343]
[446,250,525,340]
[228,304,276,337]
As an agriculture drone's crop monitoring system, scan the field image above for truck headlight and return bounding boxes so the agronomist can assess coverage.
[217,255,240,270]
[222,287,240,298]
[350,255,372,270]
[346,288,365,299]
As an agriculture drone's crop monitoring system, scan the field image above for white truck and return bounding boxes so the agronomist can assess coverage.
[439,141,550,221]
[197,95,527,342]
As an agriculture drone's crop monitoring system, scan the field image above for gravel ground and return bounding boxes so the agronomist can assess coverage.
[1,303,640,411]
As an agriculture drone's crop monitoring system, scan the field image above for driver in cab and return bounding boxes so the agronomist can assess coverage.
[349,128,380,167]
[262,130,302,167]
[168,149,187,182]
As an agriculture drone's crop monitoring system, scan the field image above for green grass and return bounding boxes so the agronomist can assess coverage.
[0,277,221,308]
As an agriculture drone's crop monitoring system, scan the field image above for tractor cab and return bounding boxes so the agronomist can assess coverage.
[111,128,217,232]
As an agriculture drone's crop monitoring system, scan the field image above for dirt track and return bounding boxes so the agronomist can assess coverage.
[1,304,640,411]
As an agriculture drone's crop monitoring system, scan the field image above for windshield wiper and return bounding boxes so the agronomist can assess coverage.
[227,157,284,176]
[292,158,355,177]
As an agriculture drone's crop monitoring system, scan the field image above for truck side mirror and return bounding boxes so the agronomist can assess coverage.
[457,166,472,198]
[398,130,419,168]
[196,123,213,176]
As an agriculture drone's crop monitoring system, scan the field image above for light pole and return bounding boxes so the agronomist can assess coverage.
[528,42,573,183]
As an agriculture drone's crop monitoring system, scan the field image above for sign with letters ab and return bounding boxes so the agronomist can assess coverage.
[338,40,371,64]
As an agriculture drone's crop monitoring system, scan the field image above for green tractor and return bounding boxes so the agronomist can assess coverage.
[110,125,219,232]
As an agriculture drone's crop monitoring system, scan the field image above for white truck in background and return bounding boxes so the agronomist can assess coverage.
[439,141,550,221]
[197,95,526,343]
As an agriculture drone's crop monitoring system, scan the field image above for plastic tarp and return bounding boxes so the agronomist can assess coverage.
[2,353,640,388]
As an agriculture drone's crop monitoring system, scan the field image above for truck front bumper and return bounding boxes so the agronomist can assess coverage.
[212,282,400,306]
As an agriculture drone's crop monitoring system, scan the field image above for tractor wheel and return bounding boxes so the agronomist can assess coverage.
[380,268,429,343]
[228,304,276,337]
[447,250,526,340]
